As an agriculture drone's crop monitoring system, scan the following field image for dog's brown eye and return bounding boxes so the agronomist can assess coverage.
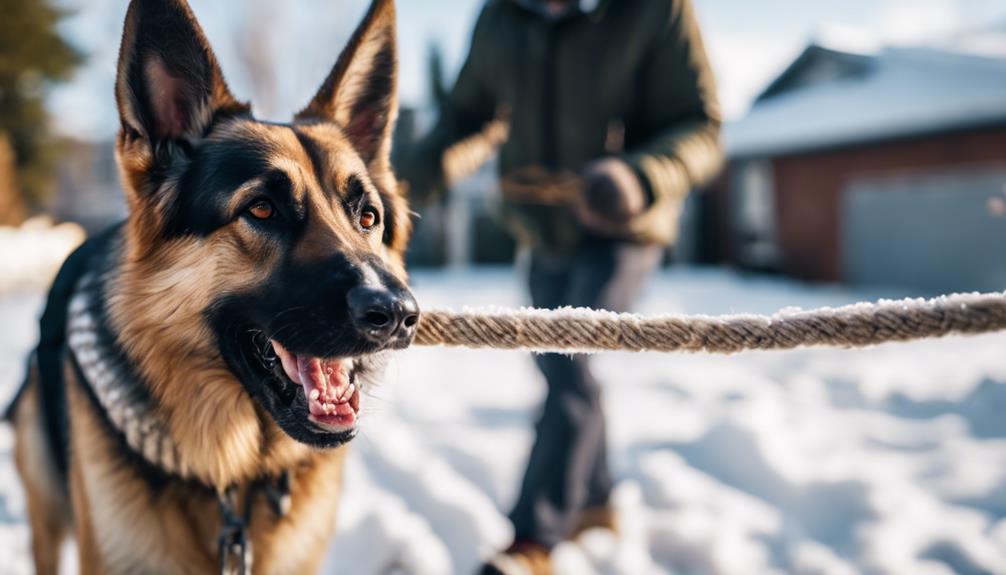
[360,207,379,230]
[248,200,275,220]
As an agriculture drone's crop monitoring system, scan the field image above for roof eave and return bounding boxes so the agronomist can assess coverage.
[727,116,1006,161]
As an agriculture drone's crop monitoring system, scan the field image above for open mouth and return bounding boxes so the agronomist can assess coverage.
[214,276,416,449]
[270,340,361,432]
[233,328,380,447]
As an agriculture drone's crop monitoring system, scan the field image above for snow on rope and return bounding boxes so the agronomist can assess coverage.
[414,291,1006,354]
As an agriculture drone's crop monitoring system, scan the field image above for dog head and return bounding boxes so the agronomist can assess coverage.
[113,0,413,449]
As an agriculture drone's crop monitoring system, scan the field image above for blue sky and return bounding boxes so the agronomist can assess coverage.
[48,0,1006,141]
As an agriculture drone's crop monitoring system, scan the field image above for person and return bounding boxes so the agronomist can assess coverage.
[396,0,722,572]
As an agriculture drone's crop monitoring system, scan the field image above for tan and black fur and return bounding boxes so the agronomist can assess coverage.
[8,0,414,573]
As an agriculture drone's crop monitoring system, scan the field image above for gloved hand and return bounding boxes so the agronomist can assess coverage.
[575,158,650,233]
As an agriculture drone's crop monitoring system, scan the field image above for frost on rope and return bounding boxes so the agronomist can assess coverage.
[416,291,1006,354]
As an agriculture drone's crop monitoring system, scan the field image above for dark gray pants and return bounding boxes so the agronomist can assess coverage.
[508,239,663,548]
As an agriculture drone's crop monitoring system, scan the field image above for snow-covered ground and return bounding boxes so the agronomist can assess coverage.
[0,218,84,294]
[2,265,1005,575]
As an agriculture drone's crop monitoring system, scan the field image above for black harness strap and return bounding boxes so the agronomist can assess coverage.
[34,226,121,479]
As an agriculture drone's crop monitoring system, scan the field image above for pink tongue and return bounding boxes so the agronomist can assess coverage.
[295,355,349,402]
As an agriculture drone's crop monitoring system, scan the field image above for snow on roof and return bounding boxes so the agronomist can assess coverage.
[753,44,874,104]
[725,42,1006,158]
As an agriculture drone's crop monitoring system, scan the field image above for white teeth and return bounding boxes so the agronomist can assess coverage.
[339,383,356,403]
[309,389,320,401]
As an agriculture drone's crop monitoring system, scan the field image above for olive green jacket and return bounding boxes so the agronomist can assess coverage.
[402,0,723,252]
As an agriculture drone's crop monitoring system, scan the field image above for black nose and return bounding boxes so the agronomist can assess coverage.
[347,286,419,344]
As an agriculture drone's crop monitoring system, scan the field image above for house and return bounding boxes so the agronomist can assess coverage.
[712,35,1006,293]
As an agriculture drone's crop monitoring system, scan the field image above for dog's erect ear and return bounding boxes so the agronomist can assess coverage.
[296,0,398,168]
[116,0,246,147]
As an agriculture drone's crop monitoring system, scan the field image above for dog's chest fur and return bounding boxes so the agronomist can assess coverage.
[66,363,348,574]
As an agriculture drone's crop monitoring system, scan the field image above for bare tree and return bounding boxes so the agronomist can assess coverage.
[0,133,26,226]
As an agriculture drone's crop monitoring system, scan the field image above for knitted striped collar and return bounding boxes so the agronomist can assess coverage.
[66,272,186,478]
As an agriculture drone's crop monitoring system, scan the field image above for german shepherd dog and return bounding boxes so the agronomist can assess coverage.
[7,0,417,572]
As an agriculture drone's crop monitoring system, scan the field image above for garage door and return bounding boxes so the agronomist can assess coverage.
[842,167,1006,294]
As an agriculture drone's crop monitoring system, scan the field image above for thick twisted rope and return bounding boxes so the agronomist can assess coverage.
[414,291,1006,354]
